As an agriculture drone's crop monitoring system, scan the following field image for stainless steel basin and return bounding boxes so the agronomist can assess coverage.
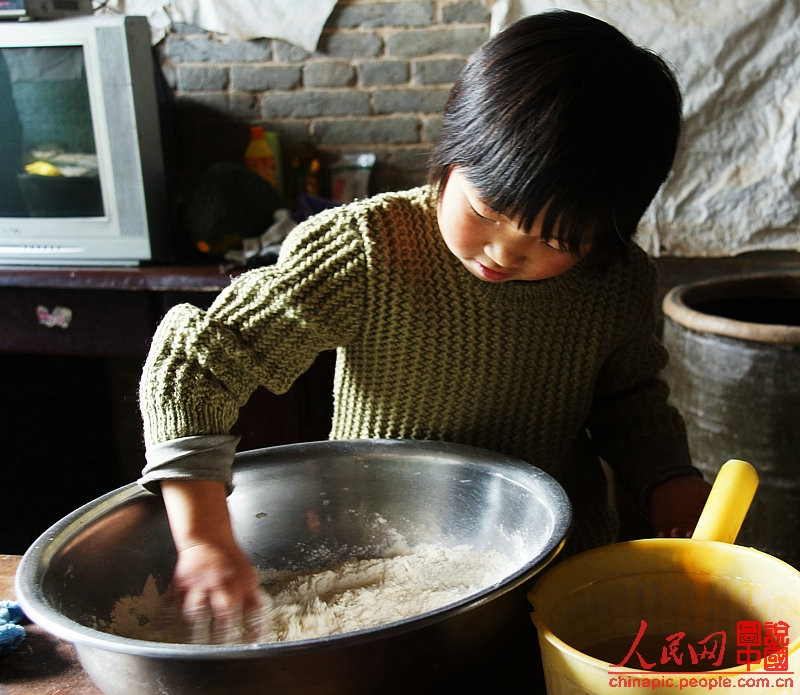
[16,439,571,694]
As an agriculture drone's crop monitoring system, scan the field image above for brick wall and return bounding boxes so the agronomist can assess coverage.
[157,0,492,200]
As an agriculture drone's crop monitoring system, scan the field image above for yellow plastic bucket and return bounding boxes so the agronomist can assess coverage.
[529,461,800,694]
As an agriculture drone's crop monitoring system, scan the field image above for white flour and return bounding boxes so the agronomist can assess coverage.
[100,543,514,645]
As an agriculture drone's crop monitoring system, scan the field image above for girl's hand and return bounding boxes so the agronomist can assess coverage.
[649,475,712,538]
[160,479,264,643]
[165,537,263,643]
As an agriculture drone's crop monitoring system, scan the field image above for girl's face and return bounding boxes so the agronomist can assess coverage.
[437,167,588,282]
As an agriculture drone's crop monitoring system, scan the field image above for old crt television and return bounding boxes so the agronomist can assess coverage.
[0,14,170,265]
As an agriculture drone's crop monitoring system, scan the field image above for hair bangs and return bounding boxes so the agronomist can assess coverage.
[428,10,683,269]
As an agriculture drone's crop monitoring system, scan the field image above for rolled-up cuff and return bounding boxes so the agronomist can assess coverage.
[138,434,240,495]
[640,464,705,510]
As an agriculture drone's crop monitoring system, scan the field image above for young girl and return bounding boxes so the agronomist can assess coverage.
[139,10,710,635]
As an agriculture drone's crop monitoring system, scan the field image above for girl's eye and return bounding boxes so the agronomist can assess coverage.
[542,239,570,253]
[467,201,496,222]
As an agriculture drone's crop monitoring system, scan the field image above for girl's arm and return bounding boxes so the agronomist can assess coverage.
[161,479,262,642]
[587,252,709,532]
[140,210,369,638]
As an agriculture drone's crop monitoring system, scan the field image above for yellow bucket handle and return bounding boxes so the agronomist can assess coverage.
[691,459,759,544]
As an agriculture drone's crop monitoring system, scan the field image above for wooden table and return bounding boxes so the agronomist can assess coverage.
[0,555,101,695]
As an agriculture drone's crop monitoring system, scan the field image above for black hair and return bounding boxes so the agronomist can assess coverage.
[428,10,683,268]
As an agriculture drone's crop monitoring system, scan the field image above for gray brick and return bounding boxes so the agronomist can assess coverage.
[374,87,450,114]
[313,117,419,145]
[170,22,205,35]
[304,61,356,88]
[273,40,314,63]
[330,1,434,28]
[214,38,273,62]
[158,63,178,90]
[231,65,301,91]
[163,35,212,62]
[262,91,371,119]
[319,32,383,59]
[421,114,443,143]
[358,60,410,87]
[386,27,488,57]
[442,1,491,24]
[412,58,465,85]
[177,65,228,91]
[270,121,313,147]
[227,92,263,119]
[388,145,432,172]
[164,34,271,63]
[261,93,310,119]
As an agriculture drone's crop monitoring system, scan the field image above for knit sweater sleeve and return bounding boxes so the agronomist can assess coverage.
[139,206,367,449]
[586,251,697,505]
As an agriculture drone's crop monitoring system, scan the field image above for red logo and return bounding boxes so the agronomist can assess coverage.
[614,620,790,672]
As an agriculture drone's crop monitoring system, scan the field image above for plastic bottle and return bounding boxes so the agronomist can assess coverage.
[244,125,277,189]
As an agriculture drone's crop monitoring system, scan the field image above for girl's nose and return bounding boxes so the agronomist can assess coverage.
[484,241,524,269]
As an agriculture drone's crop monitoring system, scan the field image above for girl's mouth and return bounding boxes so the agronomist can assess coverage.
[476,262,512,281]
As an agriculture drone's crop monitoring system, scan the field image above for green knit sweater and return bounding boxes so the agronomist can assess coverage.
[140,186,694,551]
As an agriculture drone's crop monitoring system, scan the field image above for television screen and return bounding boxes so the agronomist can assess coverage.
[0,15,170,266]
[1,44,104,218]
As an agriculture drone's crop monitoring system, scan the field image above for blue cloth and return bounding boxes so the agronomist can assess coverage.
[0,600,25,655]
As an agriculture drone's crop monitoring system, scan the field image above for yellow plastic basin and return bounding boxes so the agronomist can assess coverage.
[529,461,800,694]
